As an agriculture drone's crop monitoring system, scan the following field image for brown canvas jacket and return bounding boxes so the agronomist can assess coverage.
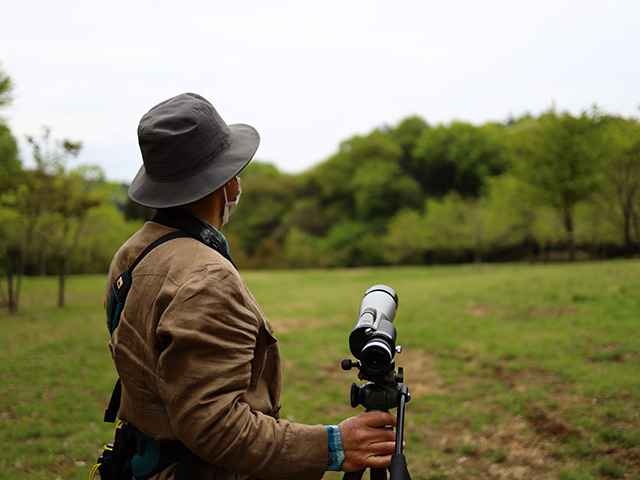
[104,221,328,480]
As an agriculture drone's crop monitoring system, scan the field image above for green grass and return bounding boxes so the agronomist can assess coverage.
[1,260,639,479]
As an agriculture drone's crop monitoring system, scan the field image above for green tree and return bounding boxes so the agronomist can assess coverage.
[483,174,540,261]
[292,129,423,267]
[45,165,106,307]
[412,121,510,198]
[303,130,422,222]
[0,203,19,308]
[0,63,20,305]
[1,168,51,312]
[350,155,422,223]
[283,228,326,268]
[26,127,82,173]
[511,109,605,261]
[388,115,429,174]
[597,116,640,256]
[302,132,392,222]
[422,193,469,263]
[383,209,428,265]
[2,128,103,311]
[575,200,619,259]
[0,62,13,110]
[0,124,20,177]
[70,201,143,274]
[319,220,387,267]
[462,197,490,263]
[299,147,356,223]
[284,197,329,237]
[225,161,298,257]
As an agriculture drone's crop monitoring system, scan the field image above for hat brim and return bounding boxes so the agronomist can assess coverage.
[128,123,259,208]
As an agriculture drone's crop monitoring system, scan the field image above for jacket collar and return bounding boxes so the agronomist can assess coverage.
[152,208,235,268]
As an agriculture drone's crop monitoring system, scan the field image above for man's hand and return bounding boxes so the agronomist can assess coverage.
[338,411,398,472]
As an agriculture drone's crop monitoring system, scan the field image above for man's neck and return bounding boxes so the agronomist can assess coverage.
[179,190,225,230]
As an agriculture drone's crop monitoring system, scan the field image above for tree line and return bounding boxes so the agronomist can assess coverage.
[224,108,640,268]
[1,63,640,312]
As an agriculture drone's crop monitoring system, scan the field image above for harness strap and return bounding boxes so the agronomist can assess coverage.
[105,230,193,422]
[104,378,122,423]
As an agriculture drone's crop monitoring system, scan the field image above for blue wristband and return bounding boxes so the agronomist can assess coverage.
[325,425,346,471]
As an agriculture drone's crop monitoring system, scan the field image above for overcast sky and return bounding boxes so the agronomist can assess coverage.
[2,0,639,182]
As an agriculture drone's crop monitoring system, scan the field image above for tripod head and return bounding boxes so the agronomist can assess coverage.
[341,285,412,480]
[341,359,405,411]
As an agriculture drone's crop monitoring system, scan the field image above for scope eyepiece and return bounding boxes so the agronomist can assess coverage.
[361,339,394,376]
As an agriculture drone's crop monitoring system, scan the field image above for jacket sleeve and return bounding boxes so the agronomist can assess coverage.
[155,265,328,480]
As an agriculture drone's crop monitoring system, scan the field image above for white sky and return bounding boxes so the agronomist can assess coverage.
[1,0,639,182]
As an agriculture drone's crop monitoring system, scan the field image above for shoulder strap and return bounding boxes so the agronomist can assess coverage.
[131,230,193,273]
[107,230,192,336]
[104,230,191,423]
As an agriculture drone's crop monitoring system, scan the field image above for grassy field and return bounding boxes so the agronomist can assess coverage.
[0,260,638,479]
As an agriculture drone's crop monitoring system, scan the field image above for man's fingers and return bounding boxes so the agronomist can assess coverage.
[367,441,398,456]
[360,411,397,428]
[365,454,394,469]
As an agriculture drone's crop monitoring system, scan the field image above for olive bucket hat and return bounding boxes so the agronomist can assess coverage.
[128,93,260,208]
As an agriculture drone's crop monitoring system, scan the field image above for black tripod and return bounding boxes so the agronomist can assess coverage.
[341,360,412,480]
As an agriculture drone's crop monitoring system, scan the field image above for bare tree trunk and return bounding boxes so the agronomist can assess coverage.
[564,212,576,262]
[12,222,38,313]
[622,196,633,258]
[474,245,483,264]
[633,210,640,250]
[526,235,535,263]
[7,248,18,313]
[0,276,6,308]
[58,254,66,308]
[38,246,47,276]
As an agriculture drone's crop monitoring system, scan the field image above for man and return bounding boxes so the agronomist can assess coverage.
[105,93,398,480]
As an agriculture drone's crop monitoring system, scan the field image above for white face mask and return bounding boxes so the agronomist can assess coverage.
[221,176,242,227]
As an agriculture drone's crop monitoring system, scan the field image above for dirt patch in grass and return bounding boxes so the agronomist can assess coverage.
[525,404,581,438]
[397,350,639,478]
[442,421,564,479]
[270,315,315,334]
[295,345,639,479]
[395,349,446,396]
[318,348,576,478]
[586,343,634,363]
[495,363,563,384]
[408,410,570,479]
[269,307,349,334]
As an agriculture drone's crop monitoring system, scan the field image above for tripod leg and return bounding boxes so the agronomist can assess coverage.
[395,385,409,454]
[343,470,366,480]
[371,467,387,480]
[389,453,411,480]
